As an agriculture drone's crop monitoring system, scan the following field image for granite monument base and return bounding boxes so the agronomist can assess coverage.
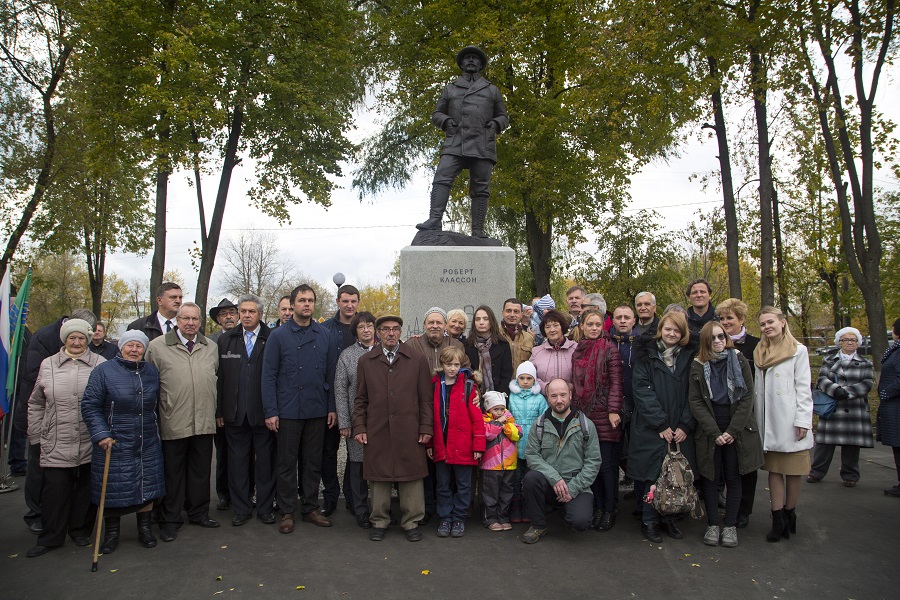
[399,245,516,339]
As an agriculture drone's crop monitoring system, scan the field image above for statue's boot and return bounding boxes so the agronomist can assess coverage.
[471,195,489,238]
[416,184,451,230]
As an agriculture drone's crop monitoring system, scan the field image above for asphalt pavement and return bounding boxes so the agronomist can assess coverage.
[1,445,898,600]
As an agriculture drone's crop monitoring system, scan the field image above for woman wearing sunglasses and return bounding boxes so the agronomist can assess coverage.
[688,322,763,548]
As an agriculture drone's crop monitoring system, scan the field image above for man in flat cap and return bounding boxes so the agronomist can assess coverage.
[416,46,509,238]
[353,315,433,542]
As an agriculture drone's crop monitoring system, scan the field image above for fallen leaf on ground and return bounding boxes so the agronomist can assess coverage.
[110,569,118,573]
[216,576,222,581]
[296,586,306,590]
[8,554,18,558]
[684,553,691,557]
[691,564,700,568]
[220,545,228,549]
[213,591,223,596]
[421,570,430,575]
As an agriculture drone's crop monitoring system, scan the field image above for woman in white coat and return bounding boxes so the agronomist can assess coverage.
[753,306,813,543]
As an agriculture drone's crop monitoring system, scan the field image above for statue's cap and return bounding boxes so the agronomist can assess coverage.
[456,46,488,68]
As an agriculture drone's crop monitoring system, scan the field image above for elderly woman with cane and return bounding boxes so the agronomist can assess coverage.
[81,330,165,554]
[25,319,105,558]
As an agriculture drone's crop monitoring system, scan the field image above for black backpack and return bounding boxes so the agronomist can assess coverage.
[534,410,591,445]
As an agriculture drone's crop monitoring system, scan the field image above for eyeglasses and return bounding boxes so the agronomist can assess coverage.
[711,333,727,341]
[379,327,401,333]
[838,338,858,344]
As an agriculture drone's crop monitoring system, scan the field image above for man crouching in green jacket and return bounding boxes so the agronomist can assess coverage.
[522,379,601,544]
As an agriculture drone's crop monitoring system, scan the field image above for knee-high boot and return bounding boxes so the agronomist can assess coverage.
[100,516,121,554]
[137,512,157,548]
[416,184,451,230]
[470,195,489,238]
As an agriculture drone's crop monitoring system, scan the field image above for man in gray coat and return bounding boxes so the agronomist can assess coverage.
[416,46,509,238]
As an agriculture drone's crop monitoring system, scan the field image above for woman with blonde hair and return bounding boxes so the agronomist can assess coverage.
[716,297,761,528]
[628,311,697,543]
[753,307,813,542]
[446,309,468,343]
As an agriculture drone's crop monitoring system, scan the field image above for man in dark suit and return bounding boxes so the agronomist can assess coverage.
[89,322,118,360]
[208,297,239,510]
[416,46,508,237]
[216,295,276,526]
[127,282,183,341]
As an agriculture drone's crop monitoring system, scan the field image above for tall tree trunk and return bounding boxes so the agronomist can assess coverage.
[772,187,789,314]
[523,195,552,296]
[0,43,73,276]
[819,269,842,332]
[195,103,245,326]
[706,56,742,299]
[149,144,170,297]
[750,42,775,307]
[799,0,893,366]
[840,277,851,328]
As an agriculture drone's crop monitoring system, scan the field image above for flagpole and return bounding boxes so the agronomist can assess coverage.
[0,352,21,493]
[0,331,25,493]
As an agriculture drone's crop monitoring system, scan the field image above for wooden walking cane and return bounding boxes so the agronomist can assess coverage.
[91,441,114,572]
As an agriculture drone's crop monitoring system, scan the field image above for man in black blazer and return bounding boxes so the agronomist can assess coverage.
[216,294,276,526]
[127,282,183,341]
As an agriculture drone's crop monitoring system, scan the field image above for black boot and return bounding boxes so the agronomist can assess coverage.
[137,512,157,548]
[470,195,489,237]
[782,507,796,538]
[766,509,784,543]
[416,184,450,230]
[100,516,121,554]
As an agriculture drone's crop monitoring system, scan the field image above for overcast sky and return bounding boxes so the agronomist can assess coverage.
[101,73,900,305]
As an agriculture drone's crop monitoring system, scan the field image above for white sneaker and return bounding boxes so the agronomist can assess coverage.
[703,525,720,546]
[721,526,738,547]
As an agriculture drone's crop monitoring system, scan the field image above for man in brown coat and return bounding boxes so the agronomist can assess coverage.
[353,315,433,542]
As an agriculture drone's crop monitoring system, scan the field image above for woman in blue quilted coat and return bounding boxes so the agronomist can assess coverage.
[82,330,165,554]
[878,317,900,497]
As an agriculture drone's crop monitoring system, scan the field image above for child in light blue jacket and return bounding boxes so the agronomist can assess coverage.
[506,361,547,522]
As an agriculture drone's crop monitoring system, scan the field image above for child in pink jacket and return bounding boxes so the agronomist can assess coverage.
[481,391,522,530]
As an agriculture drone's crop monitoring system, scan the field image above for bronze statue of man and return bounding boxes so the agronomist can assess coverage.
[416,46,509,238]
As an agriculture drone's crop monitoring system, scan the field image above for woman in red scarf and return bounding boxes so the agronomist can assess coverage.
[571,309,624,532]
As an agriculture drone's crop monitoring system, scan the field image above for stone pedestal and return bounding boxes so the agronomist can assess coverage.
[399,246,516,339]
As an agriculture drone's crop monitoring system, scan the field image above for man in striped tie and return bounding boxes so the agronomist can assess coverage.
[216,295,275,527]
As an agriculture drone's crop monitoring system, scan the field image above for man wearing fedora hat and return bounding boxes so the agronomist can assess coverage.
[207,298,239,511]
[416,46,509,238]
[208,299,239,342]
[353,315,433,541]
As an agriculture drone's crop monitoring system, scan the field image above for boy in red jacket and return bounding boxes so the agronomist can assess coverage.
[427,346,485,538]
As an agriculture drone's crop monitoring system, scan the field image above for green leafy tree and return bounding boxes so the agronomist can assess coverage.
[190,0,366,324]
[575,208,684,310]
[0,0,77,276]
[790,0,898,365]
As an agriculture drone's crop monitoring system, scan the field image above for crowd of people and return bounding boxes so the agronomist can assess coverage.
[9,278,900,557]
